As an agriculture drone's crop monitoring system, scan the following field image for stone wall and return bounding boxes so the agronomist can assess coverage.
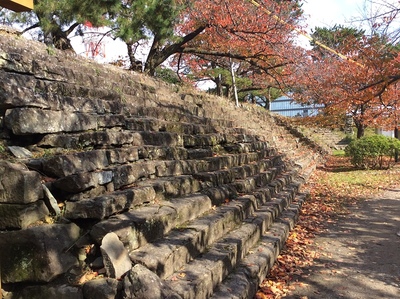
[0,29,325,299]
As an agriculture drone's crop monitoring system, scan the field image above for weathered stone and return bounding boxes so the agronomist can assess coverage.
[91,194,210,251]
[4,284,83,299]
[4,107,98,135]
[183,133,225,147]
[186,148,213,159]
[138,131,183,147]
[0,223,80,283]
[138,146,188,160]
[65,185,108,202]
[106,147,139,164]
[96,171,114,185]
[38,133,82,148]
[0,200,49,229]
[7,146,33,158]
[0,161,43,204]
[100,232,132,279]
[90,204,169,250]
[42,150,109,177]
[122,264,182,299]
[42,184,61,216]
[112,161,156,189]
[0,72,50,110]
[64,187,156,220]
[97,114,125,128]
[141,176,201,198]
[155,160,198,177]
[79,131,143,147]
[53,172,97,193]
[125,117,160,131]
[82,278,121,299]
[39,131,143,148]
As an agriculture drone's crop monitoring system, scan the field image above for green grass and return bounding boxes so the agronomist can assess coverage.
[332,149,346,156]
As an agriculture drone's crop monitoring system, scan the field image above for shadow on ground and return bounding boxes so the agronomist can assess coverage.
[284,189,400,299]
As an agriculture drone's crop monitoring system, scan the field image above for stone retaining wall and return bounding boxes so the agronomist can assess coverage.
[0,30,325,299]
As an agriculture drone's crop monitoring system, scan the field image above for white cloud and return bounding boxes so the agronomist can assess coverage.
[302,0,365,31]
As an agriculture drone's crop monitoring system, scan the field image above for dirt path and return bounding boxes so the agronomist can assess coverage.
[284,188,400,299]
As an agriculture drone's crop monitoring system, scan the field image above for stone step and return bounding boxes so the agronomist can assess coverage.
[37,128,265,152]
[63,154,285,219]
[31,136,271,177]
[129,183,299,281]
[132,106,236,129]
[88,167,296,252]
[132,105,208,121]
[162,190,303,299]
[211,195,307,299]
[126,117,218,135]
[90,193,213,251]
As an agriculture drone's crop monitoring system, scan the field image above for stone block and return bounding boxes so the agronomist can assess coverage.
[0,223,80,283]
[53,172,97,193]
[92,194,211,252]
[64,187,156,220]
[4,107,98,135]
[112,161,156,189]
[100,232,132,279]
[82,278,121,299]
[0,200,49,229]
[0,161,43,204]
[122,264,182,299]
[77,131,143,147]
[0,72,50,109]
[42,150,109,177]
[97,114,125,128]
[139,131,183,147]
[53,171,113,193]
[5,284,83,299]
[106,148,139,164]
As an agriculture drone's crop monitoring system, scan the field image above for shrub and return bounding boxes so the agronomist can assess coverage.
[345,135,400,169]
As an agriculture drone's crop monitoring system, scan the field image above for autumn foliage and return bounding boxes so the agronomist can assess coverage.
[170,0,304,95]
[288,33,400,138]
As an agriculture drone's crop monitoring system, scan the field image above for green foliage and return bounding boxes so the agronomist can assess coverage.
[2,0,120,49]
[154,67,181,85]
[345,135,400,169]
[332,149,345,157]
[116,0,183,45]
[310,24,365,57]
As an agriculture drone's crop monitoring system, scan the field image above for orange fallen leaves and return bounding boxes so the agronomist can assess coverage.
[256,156,399,298]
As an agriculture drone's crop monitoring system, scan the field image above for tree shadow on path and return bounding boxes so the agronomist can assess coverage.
[284,189,400,299]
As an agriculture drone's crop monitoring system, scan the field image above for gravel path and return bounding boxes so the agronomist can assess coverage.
[284,188,400,299]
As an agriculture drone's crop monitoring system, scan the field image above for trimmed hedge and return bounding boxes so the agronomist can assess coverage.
[345,135,400,169]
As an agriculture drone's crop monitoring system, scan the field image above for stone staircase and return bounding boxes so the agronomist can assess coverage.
[0,31,325,299]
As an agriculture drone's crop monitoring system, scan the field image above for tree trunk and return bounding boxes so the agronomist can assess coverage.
[229,57,239,107]
[395,127,399,162]
[355,122,365,138]
[355,104,366,138]
[127,42,142,71]
[215,74,223,96]
[145,25,207,75]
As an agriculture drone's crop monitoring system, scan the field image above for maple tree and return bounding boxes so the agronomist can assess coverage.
[288,25,400,138]
[167,0,304,98]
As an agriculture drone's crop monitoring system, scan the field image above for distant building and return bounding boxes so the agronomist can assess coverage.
[376,128,395,138]
[270,96,323,117]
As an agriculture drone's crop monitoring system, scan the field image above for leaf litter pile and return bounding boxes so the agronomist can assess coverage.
[255,155,400,299]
